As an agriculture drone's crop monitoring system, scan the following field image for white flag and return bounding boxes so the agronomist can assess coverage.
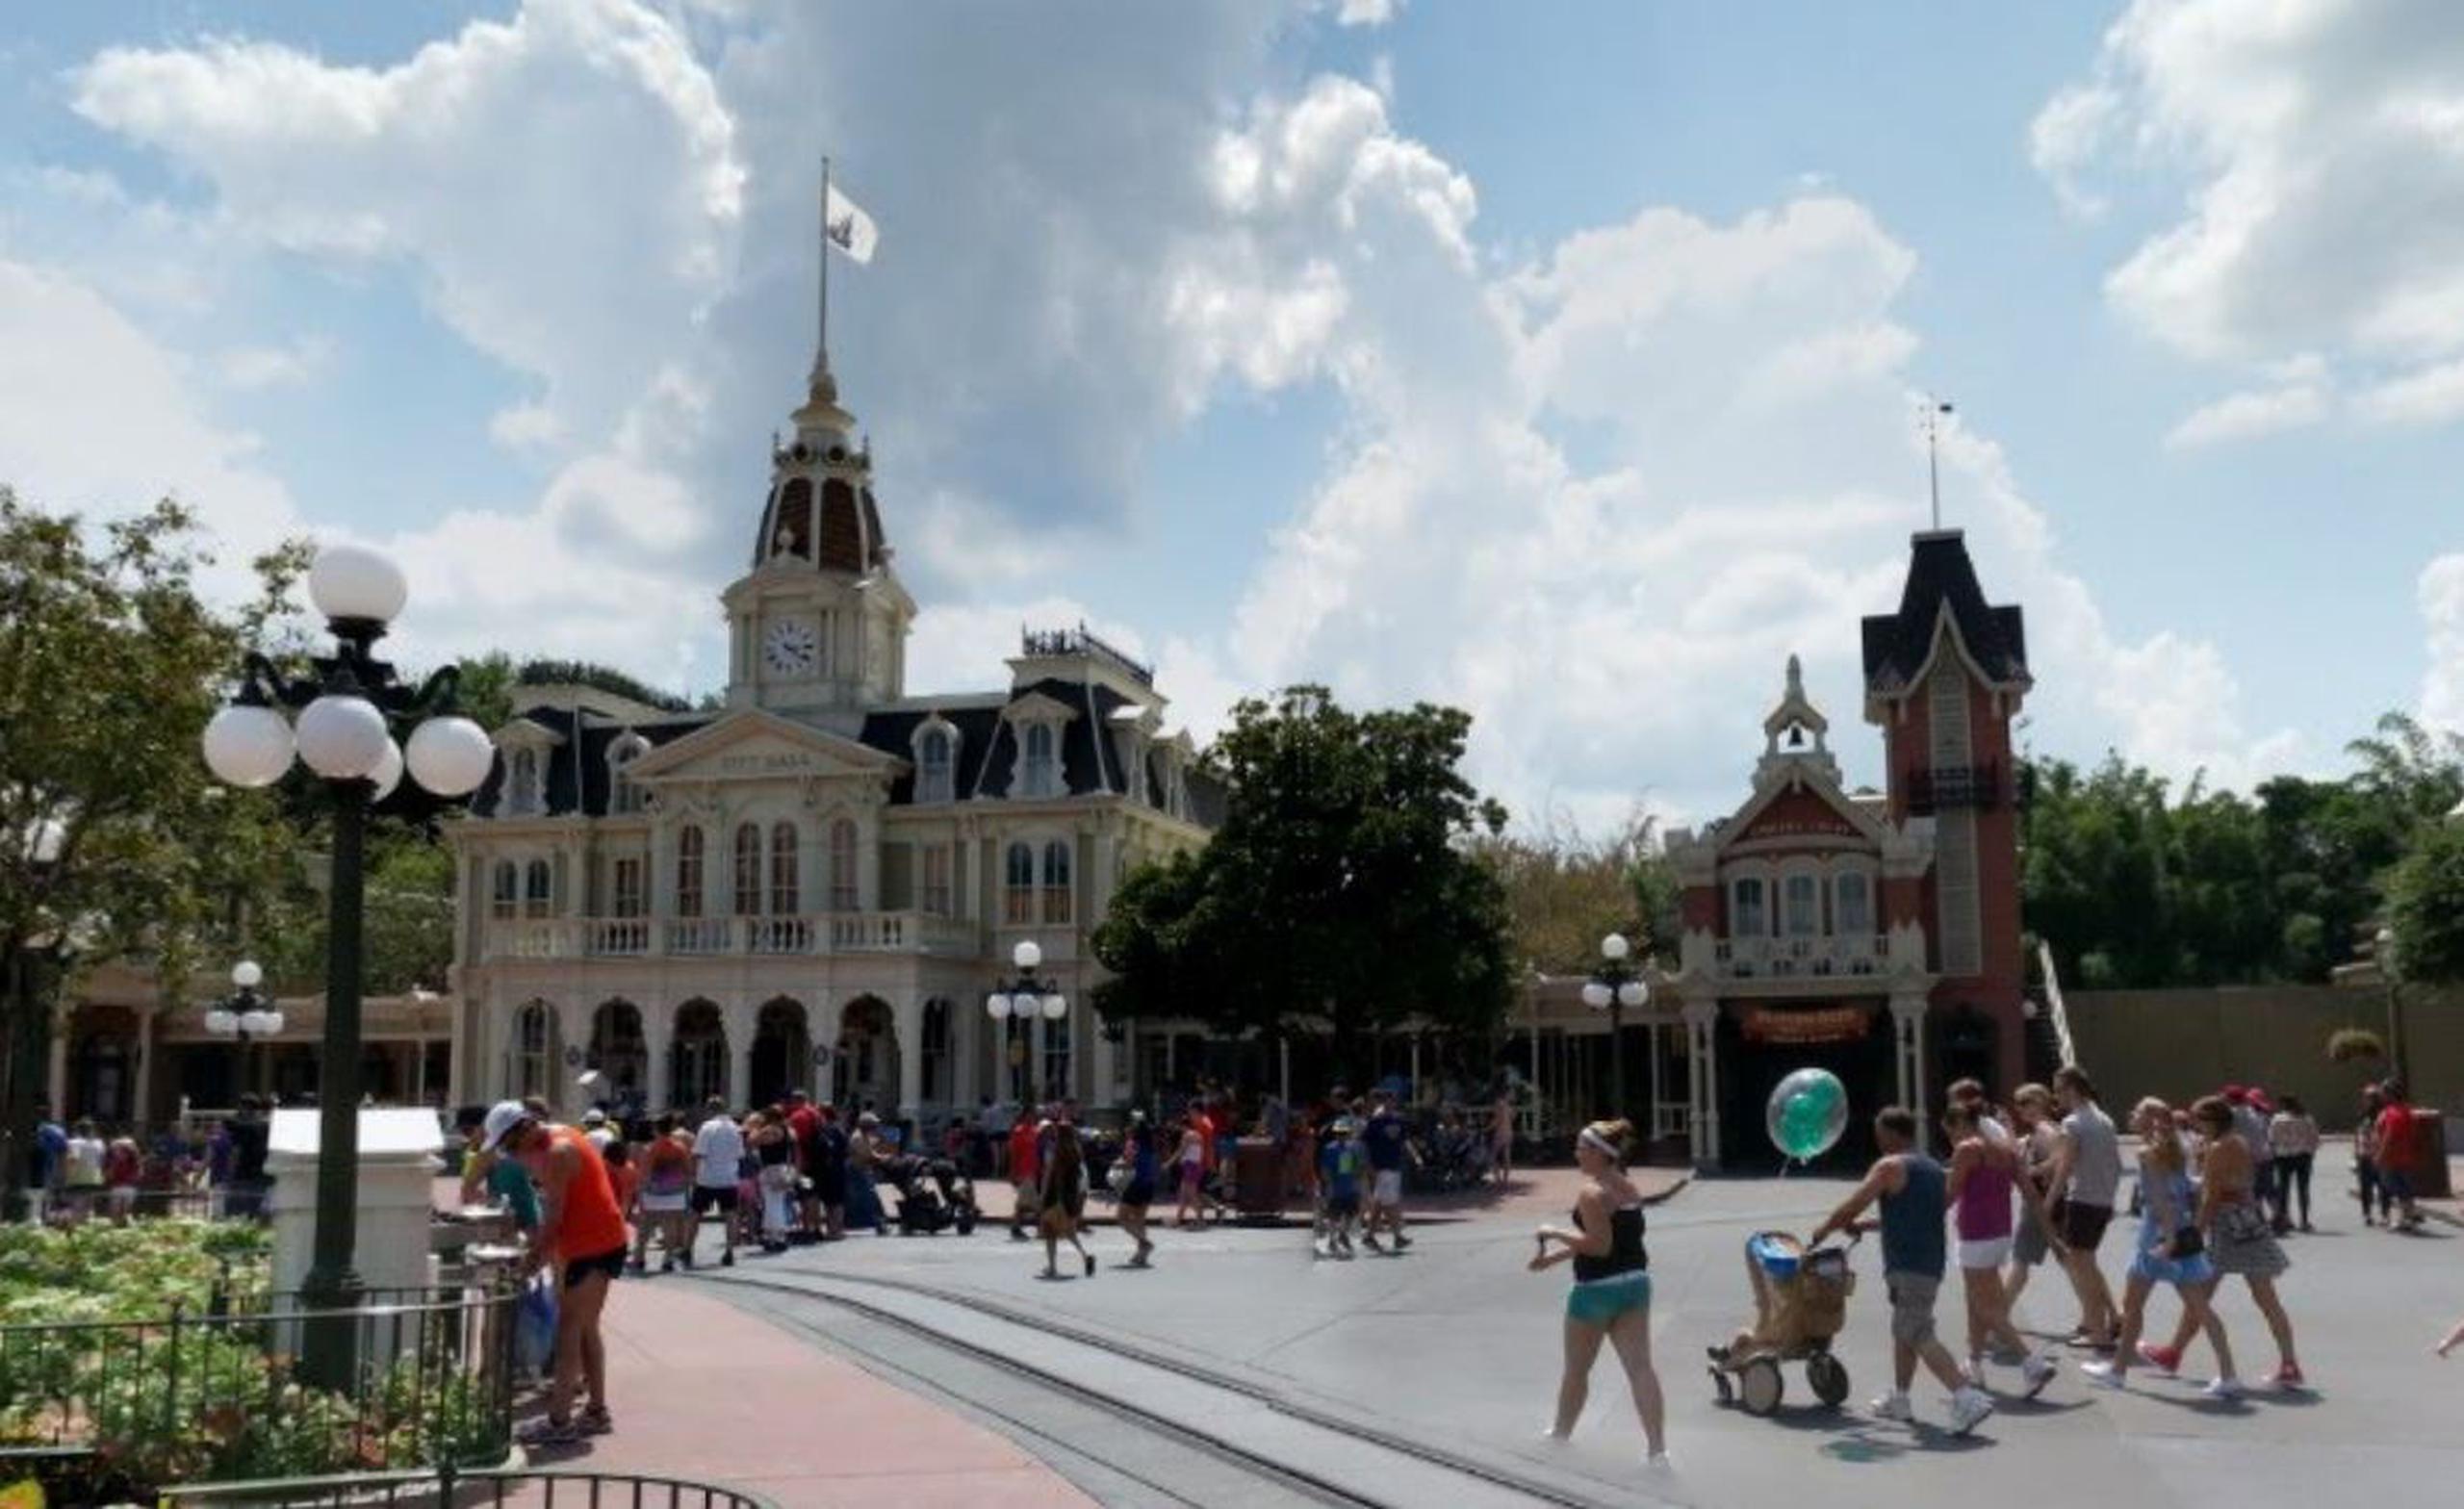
[825,183,878,265]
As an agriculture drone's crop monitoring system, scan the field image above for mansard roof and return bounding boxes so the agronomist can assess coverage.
[472,704,710,819]
[1861,529,2030,700]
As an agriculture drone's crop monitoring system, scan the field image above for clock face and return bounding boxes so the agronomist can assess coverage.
[763,617,819,677]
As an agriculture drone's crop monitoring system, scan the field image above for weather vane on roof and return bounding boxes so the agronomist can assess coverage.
[1920,396,1955,531]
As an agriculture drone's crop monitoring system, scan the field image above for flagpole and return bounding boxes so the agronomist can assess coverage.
[816,154,832,383]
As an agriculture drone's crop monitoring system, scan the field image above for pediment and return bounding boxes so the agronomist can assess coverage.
[1721,772,1887,852]
[627,708,900,783]
[1006,689,1080,724]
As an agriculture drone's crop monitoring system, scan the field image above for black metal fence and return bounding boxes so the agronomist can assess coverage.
[0,1281,515,1490]
[161,1466,782,1508]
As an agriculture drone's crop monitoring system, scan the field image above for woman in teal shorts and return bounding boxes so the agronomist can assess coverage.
[1530,1117,1667,1467]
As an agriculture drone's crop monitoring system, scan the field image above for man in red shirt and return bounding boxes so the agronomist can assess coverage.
[2374,1078,2425,1230]
[784,1090,822,1239]
[1009,1113,1043,1241]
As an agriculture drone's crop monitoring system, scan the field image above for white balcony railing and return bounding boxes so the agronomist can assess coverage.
[1713,934,1888,980]
[486,911,983,962]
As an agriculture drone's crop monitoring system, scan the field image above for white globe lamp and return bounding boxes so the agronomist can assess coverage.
[985,992,1014,1021]
[1618,979,1650,1010]
[231,959,264,989]
[202,704,295,788]
[1040,993,1068,1021]
[405,716,495,798]
[308,544,408,625]
[1580,981,1613,1010]
[205,1009,237,1036]
[1012,939,1042,972]
[244,1009,283,1036]
[295,695,390,780]
[1601,932,1631,963]
[369,738,404,801]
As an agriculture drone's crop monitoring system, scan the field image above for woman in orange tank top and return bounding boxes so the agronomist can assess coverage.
[483,1103,626,1445]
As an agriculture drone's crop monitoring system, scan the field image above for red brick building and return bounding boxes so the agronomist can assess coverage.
[1663,530,2030,1167]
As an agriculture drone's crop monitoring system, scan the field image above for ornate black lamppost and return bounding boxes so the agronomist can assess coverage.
[202,959,283,1099]
[199,544,493,1389]
[1580,932,1650,1121]
[985,939,1067,1107]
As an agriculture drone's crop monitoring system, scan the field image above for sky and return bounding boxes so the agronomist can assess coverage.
[3,0,2460,829]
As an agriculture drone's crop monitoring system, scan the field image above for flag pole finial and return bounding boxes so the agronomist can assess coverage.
[1921,396,1954,531]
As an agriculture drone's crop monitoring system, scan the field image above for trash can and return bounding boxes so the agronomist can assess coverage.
[1233,1138,1286,1223]
[2411,1109,2451,1199]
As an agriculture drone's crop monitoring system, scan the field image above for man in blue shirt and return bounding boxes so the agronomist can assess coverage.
[33,1105,66,1211]
[1359,1091,1413,1254]
[1808,1107,1995,1436]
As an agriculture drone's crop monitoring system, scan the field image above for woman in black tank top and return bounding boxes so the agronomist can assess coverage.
[1528,1118,1667,1466]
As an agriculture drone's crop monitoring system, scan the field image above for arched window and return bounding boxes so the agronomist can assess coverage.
[770,822,801,913]
[505,748,540,816]
[916,728,954,803]
[675,826,705,918]
[1784,873,1820,936]
[1004,841,1036,924]
[1835,870,1873,938]
[490,860,518,920]
[732,824,763,916]
[1021,723,1057,798]
[1732,877,1767,939]
[1041,839,1073,925]
[828,818,859,910]
[524,858,552,918]
[609,734,647,814]
[512,1001,554,1101]
[671,999,727,1110]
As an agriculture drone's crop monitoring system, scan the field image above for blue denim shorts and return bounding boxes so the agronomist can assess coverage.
[1566,1270,1652,1327]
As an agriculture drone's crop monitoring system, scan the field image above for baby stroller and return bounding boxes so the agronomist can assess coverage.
[1706,1232,1857,1416]
[881,1155,980,1236]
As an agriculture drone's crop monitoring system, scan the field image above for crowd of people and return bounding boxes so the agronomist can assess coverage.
[22,1095,271,1223]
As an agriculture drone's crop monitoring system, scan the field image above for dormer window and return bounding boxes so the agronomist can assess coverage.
[608,731,650,815]
[1021,723,1058,798]
[912,723,955,804]
[504,749,542,817]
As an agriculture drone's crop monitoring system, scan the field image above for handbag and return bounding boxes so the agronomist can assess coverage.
[1107,1162,1133,1195]
[2165,1225,2204,1260]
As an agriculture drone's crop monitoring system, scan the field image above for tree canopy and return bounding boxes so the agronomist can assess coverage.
[1473,814,1677,976]
[2386,815,2464,985]
[2022,713,2464,988]
[1091,687,1514,1070]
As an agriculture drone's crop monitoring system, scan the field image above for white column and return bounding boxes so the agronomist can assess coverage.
[894,994,925,1116]
[726,1003,755,1113]
[555,999,588,1115]
[952,996,979,1110]
[643,1006,673,1116]
[1891,994,1930,1153]
[1682,999,1720,1171]
[1090,1013,1116,1110]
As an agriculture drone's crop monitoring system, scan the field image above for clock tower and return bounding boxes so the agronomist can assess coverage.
[721,270,914,730]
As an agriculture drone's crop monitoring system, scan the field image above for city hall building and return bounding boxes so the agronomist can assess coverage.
[443,337,1218,1123]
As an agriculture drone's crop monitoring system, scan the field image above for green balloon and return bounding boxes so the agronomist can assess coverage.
[1766,1067,1850,1161]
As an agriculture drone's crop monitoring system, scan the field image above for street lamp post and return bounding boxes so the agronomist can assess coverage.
[985,939,1068,1108]
[1580,933,1650,1121]
[2376,927,2410,1086]
[199,545,493,1390]
[203,959,284,1101]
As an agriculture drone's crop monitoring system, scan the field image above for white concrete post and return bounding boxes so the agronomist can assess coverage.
[1891,994,1931,1153]
[894,994,925,1117]
[1682,999,1721,1170]
[726,1003,755,1113]
[643,1006,673,1116]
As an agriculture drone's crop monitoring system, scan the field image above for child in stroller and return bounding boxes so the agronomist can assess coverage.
[1707,1231,1857,1416]
[878,1153,980,1236]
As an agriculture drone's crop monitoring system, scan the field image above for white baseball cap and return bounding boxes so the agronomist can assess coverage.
[478,1100,533,1153]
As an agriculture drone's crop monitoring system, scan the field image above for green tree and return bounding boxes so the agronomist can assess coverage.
[1475,813,1673,976]
[0,492,306,1204]
[2386,817,2464,986]
[1092,687,1513,1078]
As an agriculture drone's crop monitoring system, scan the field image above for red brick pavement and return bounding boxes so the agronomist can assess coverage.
[523,1276,1095,1509]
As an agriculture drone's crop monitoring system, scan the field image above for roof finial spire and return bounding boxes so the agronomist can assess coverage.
[1920,396,1954,531]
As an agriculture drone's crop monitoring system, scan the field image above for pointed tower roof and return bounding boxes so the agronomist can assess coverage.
[1861,529,2029,704]
[1756,654,1841,788]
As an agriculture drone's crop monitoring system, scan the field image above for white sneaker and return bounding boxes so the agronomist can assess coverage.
[2022,1353,2059,1399]
[1869,1392,1914,1422]
[2080,1360,2125,1391]
[1949,1387,1997,1437]
[2202,1376,2246,1401]
[1645,1450,1673,1471]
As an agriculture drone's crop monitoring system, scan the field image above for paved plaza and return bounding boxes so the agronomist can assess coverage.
[553,1157,2463,1507]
